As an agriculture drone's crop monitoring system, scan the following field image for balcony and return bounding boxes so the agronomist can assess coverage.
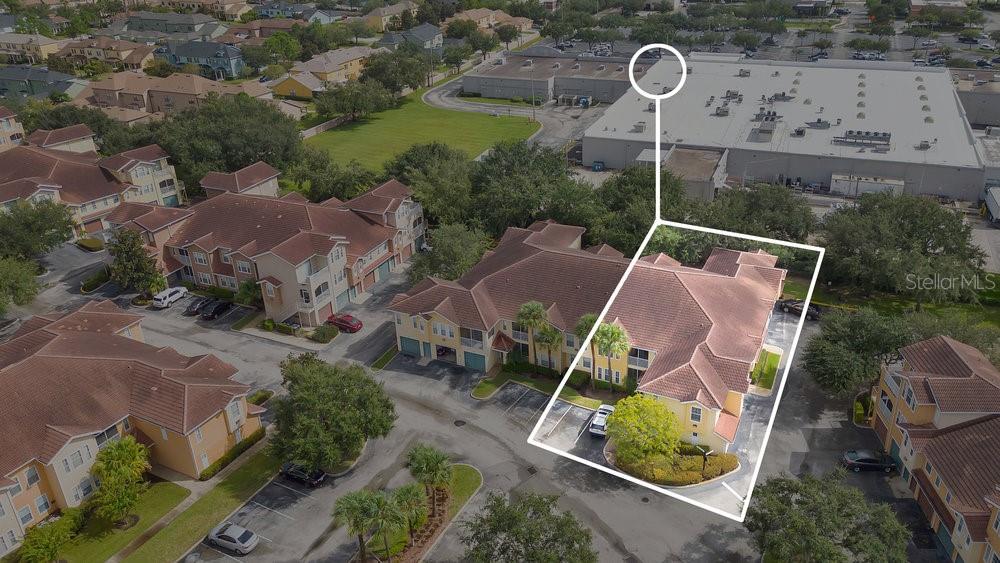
[512,330,528,342]
[627,355,649,369]
[884,374,902,397]
[877,398,893,422]
[461,337,484,350]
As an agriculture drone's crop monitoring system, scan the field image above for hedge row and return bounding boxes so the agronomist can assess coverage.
[198,426,266,481]
[76,238,104,252]
[247,389,273,406]
[308,324,338,343]
[622,452,739,486]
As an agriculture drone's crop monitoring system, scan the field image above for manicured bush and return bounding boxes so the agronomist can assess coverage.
[204,287,235,300]
[702,454,739,479]
[80,267,110,292]
[247,389,273,406]
[275,322,295,335]
[198,426,265,481]
[261,318,275,331]
[308,324,339,343]
[76,237,104,252]
[567,369,590,389]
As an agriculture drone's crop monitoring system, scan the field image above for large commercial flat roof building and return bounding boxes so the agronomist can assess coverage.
[583,54,988,201]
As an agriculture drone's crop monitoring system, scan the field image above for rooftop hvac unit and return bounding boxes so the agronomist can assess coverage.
[917,140,931,150]
[633,121,647,133]
[986,126,1000,137]
[724,89,740,99]
[597,64,606,70]
[572,63,580,69]
[715,105,730,116]
[617,65,624,71]
[552,62,560,68]
[792,127,805,137]
[738,68,750,77]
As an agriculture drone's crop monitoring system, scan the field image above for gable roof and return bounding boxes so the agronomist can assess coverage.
[199,161,280,194]
[0,145,145,205]
[25,123,94,148]
[899,335,1000,413]
[291,46,384,76]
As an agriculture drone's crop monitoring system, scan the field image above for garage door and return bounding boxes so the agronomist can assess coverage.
[335,289,350,310]
[400,337,421,357]
[376,258,392,282]
[464,352,486,371]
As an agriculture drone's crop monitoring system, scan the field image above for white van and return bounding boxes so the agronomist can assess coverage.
[152,286,188,309]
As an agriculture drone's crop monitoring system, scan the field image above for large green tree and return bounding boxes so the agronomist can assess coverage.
[11,100,152,155]
[0,257,39,317]
[460,492,598,563]
[0,200,74,261]
[287,146,377,202]
[361,49,430,94]
[90,436,150,525]
[745,470,910,563]
[108,229,166,297]
[315,79,396,120]
[407,223,491,284]
[605,393,680,466]
[270,354,396,471]
[587,166,690,255]
[695,183,815,242]
[906,310,1000,366]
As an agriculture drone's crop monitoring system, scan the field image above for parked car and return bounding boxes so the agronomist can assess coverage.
[184,297,216,316]
[280,462,327,487]
[200,300,233,320]
[976,59,994,68]
[833,7,850,14]
[980,42,996,51]
[776,299,822,320]
[208,522,260,555]
[913,59,927,66]
[920,39,938,47]
[326,313,363,333]
[840,449,897,473]
[589,404,615,437]
[992,56,1000,64]
[151,287,188,309]
[959,36,979,44]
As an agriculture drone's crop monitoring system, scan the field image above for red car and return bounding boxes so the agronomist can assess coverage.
[326,313,363,333]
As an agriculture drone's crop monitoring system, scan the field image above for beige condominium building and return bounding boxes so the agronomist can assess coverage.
[0,107,24,153]
[0,300,263,557]
[0,138,183,239]
[363,1,419,32]
[51,37,156,71]
[0,33,68,64]
[871,335,1000,563]
[106,179,425,326]
[287,46,385,85]
[200,161,280,198]
[390,221,785,453]
[24,123,98,153]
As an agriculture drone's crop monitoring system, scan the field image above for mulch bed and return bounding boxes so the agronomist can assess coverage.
[360,488,452,563]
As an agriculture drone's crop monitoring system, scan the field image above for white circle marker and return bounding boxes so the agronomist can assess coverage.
[628,43,687,101]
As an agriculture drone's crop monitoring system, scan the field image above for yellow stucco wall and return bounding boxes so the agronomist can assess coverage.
[272,76,315,99]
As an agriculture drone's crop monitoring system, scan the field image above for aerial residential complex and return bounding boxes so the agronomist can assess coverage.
[390,221,785,452]
[106,179,425,327]
[0,300,263,553]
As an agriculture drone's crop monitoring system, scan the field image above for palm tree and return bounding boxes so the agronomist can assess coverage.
[592,323,630,388]
[392,483,427,548]
[516,301,547,373]
[574,313,598,390]
[407,444,452,517]
[334,489,377,562]
[534,324,562,372]
[370,492,406,562]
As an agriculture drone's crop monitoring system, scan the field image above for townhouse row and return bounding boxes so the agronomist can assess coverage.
[389,221,785,453]
[0,300,263,557]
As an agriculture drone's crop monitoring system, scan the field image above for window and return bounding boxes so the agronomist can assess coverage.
[123,419,130,432]
[17,507,31,525]
[220,252,231,264]
[315,282,329,297]
[433,322,454,338]
[194,428,203,443]
[412,317,418,329]
[84,444,92,459]
[34,495,49,514]
[25,467,39,487]
[63,459,72,473]
[193,252,207,265]
[80,479,93,497]
[178,248,189,257]
[70,451,83,468]
[197,272,213,285]
[994,514,1000,533]
[690,406,702,423]
[0,500,4,517]
[925,462,932,474]
[200,453,209,471]
[582,357,592,369]
[957,518,964,532]
[160,427,168,441]
[8,478,19,497]
[946,492,952,503]
[395,313,402,325]
[237,261,251,274]
[935,476,941,487]
[227,401,242,426]
[299,289,310,304]
[565,334,575,348]
[613,370,621,384]
[266,284,274,297]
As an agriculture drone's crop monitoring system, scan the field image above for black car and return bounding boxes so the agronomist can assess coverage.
[184,297,216,317]
[841,449,897,473]
[200,300,233,320]
[776,299,823,320]
[280,462,327,487]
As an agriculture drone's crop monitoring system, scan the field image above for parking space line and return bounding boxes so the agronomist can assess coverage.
[206,545,240,561]
[504,388,531,414]
[573,412,593,446]
[543,403,573,438]
[272,480,310,497]
[256,533,273,543]
[251,501,295,521]
[527,399,549,426]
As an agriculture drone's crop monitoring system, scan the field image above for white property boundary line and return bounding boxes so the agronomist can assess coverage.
[527,220,825,522]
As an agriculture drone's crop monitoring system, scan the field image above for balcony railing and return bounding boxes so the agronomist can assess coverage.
[512,330,528,341]
[884,374,902,397]
[877,399,893,422]
[461,337,484,350]
[628,356,649,369]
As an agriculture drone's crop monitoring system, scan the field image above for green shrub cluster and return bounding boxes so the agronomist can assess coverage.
[308,324,339,343]
[16,505,89,563]
[247,389,273,406]
[76,238,105,252]
[622,451,739,487]
[275,322,296,336]
[81,268,110,292]
[566,369,590,389]
[198,426,266,481]
[260,318,276,331]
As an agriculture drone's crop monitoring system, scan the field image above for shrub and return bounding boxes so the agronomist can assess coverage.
[76,237,104,252]
[308,324,338,343]
[702,454,739,479]
[18,509,80,563]
[567,369,590,389]
[261,318,275,331]
[511,96,523,103]
[275,322,296,335]
[247,389,273,406]
[80,267,110,292]
[199,426,266,480]
[204,287,235,300]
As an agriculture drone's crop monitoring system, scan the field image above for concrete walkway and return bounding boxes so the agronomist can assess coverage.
[108,432,272,562]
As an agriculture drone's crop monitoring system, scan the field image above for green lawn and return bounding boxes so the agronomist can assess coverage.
[56,482,190,563]
[457,94,541,107]
[372,347,399,370]
[751,349,781,390]
[369,464,482,559]
[471,371,605,410]
[305,89,539,171]
[123,451,281,563]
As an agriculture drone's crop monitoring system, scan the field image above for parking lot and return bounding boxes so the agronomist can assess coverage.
[533,399,612,466]
[140,293,253,330]
[489,382,553,431]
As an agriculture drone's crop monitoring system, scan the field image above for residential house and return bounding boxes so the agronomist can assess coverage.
[444,8,531,32]
[0,300,264,556]
[0,66,87,99]
[364,0,419,32]
[80,71,271,120]
[289,46,384,85]
[45,15,70,35]
[539,0,558,11]
[24,124,97,153]
[302,8,342,24]
[51,37,156,72]
[106,179,425,326]
[95,13,229,43]
[0,144,183,239]
[218,18,299,45]
[0,107,24,153]
[154,41,245,80]
[871,335,1000,562]
[377,23,443,52]
[269,71,325,99]
[256,1,311,19]
[200,161,280,198]
[389,221,785,453]
[0,33,69,64]
[126,11,219,34]
[157,0,252,20]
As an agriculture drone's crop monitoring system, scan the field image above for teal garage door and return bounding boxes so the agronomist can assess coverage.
[399,337,421,357]
[464,352,486,371]
[162,194,179,207]
[376,258,392,282]
[335,289,350,309]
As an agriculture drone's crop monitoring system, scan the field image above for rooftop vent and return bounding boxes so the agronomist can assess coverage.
[552,62,560,68]
[522,59,533,67]
[572,63,580,69]
[858,73,866,79]
[924,116,934,123]
[633,121,646,133]
[804,98,812,105]
[919,94,928,100]
[917,85,926,90]
[857,91,865,97]
[922,105,931,111]
[917,140,932,149]
[857,112,865,118]
[715,105,730,116]
[858,81,865,87]
[795,71,802,76]
[915,76,923,82]
[617,65,624,71]
[738,68,751,77]
[793,79,800,85]
[857,101,865,107]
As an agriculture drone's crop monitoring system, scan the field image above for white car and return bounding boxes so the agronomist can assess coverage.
[589,404,615,437]
[920,40,938,47]
[151,286,188,309]
[208,521,260,555]
[980,42,996,51]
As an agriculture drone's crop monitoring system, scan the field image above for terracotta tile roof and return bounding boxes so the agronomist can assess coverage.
[0,300,248,480]
[338,178,413,219]
[899,336,1000,413]
[87,71,270,100]
[586,244,624,258]
[391,222,785,409]
[491,331,515,352]
[0,107,15,119]
[0,145,131,205]
[714,410,739,442]
[98,144,169,173]
[199,161,280,194]
[25,123,94,147]
[106,201,194,232]
[922,416,1000,522]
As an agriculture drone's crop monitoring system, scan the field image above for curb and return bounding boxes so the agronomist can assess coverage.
[418,463,484,563]
[330,440,368,478]
[469,377,512,401]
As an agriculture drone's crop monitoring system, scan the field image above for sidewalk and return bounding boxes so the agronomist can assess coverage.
[108,433,272,562]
